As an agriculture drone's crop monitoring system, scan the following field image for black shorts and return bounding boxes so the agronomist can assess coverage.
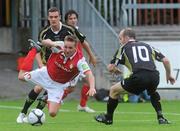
[121,70,159,95]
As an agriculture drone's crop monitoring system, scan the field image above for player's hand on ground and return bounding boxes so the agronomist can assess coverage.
[86,88,96,96]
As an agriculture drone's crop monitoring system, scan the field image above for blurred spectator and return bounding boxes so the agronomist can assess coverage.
[129,90,150,103]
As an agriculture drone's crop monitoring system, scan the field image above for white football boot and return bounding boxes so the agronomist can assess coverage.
[16,113,26,123]
[77,105,95,113]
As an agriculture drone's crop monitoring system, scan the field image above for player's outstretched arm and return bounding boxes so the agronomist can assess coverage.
[41,39,59,47]
[41,39,64,53]
[162,57,175,85]
[84,70,96,96]
[82,40,97,67]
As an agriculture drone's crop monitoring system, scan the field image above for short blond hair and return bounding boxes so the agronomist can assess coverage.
[64,35,77,46]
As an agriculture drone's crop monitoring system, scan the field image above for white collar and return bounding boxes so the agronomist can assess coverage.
[61,50,77,64]
[61,50,77,60]
[51,22,62,34]
[124,39,136,45]
[69,50,77,60]
[128,39,136,42]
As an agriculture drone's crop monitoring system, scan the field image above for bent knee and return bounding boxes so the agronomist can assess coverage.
[18,70,26,81]
[18,74,25,81]
[110,83,123,93]
[49,112,57,117]
[34,85,43,93]
[110,82,123,98]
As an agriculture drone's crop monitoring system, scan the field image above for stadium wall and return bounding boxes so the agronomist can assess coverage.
[0,28,12,52]
[0,28,31,53]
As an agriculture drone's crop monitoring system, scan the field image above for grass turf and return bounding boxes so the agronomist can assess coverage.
[0,100,180,131]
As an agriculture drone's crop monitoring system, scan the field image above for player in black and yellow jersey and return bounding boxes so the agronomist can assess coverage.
[16,7,96,123]
[39,21,86,64]
[95,28,175,125]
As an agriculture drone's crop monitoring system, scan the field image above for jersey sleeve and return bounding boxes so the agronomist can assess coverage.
[151,47,165,62]
[77,57,90,74]
[64,24,86,43]
[110,49,118,64]
[110,46,125,66]
[74,28,86,43]
[38,25,50,42]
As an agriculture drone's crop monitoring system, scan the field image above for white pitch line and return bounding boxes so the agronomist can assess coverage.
[1,120,180,125]
[0,105,22,110]
[0,105,70,112]
[0,105,180,116]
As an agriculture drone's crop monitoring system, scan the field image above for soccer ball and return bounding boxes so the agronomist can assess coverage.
[28,109,45,126]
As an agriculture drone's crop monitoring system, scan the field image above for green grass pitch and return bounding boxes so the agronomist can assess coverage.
[0,100,180,131]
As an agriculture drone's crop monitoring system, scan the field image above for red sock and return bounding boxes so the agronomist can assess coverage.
[80,83,89,107]
[20,48,37,71]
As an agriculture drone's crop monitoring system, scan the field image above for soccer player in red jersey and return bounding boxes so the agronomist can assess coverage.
[18,35,96,117]
[62,10,97,113]
[16,7,95,123]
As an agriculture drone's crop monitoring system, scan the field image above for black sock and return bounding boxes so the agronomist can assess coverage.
[150,92,163,119]
[21,89,39,114]
[36,100,47,110]
[106,96,119,120]
[36,91,47,110]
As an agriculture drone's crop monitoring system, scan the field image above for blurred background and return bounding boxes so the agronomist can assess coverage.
[0,0,180,101]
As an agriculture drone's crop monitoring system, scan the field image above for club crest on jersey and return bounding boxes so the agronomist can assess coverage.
[69,64,73,69]
[60,55,63,59]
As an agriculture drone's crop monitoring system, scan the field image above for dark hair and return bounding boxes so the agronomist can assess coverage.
[64,10,78,22]
[48,7,61,15]
[64,35,77,44]
[123,28,136,39]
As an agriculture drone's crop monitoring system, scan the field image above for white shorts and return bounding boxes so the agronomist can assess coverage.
[24,66,80,103]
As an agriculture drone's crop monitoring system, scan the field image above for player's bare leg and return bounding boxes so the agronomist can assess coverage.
[36,86,74,111]
[16,39,42,123]
[48,102,61,117]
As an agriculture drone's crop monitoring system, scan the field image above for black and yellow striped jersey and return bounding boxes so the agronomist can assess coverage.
[38,23,86,63]
[110,41,165,73]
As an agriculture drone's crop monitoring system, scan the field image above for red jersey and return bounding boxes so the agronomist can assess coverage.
[47,49,90,83]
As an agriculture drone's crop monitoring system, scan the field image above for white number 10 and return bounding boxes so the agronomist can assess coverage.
[132,46,150,63]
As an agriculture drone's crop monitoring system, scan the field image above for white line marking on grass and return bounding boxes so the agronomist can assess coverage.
[114,119,180,123]
[1,120,180,125]
[0,105,180,116]
[0,105,70,112]
[0,105,22,109]
[113,111,180,116]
